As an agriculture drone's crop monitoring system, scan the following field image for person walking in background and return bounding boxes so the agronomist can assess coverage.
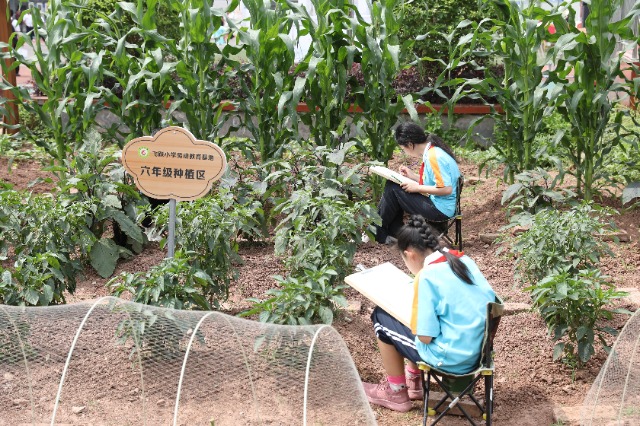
[367,122,461,245]
[212,17,229,46]
[362,215,496,412]
[22,9,33,39]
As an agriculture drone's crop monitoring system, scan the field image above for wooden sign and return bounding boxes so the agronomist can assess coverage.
[121,127,227,201]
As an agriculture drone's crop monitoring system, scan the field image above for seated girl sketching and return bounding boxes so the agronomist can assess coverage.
[362,215,496,412]
[369,122,461,244]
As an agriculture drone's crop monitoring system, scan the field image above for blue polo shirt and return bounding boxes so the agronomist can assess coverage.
[414,253,496,375]
[421,146,460,218]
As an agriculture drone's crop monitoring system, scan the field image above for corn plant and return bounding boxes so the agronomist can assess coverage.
[230,0,302,166]
[0,3,107,168]
[295,0,355,149]
[545,0,640,201]
[349,0,416,163]
[167,0,243,141]
[93,0,175,145]
[429,0,563,183]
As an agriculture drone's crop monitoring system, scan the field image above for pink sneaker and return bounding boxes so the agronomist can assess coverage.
[405,367,424,400]
[362,380,413,412]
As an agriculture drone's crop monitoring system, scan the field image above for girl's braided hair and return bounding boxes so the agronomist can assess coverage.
[394,122,458,162]
[396,215,473,285]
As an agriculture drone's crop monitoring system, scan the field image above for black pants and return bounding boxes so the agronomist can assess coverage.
[375,181,450,243]
[371,307,422,364]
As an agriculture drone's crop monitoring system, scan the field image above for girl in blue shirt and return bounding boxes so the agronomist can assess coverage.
[371,122,461,244]
[363,215,496,412]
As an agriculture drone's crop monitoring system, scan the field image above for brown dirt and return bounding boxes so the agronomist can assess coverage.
[0,157,55,193]
[1,154,639,425]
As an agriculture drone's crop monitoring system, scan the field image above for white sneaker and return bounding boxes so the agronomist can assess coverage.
[361,233,371,244]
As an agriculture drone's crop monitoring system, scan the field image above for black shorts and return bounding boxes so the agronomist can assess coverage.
[371,306,422,364]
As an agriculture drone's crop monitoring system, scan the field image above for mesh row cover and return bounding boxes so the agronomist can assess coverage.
[0,297,376,426]
[581,308,640,426]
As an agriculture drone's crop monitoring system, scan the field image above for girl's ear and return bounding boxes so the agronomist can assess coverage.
[403,248,417,262]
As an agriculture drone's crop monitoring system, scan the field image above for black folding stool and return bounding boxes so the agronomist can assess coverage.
[427,175,464,251]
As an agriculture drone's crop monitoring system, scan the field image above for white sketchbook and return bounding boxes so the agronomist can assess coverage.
[369,165,414,185]
[369,166,429,198]
[344,262,414,328]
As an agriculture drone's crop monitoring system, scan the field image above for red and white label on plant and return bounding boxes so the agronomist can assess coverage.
[121,126,227,201]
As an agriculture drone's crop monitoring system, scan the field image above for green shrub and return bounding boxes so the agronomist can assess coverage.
[0,129,151,304]
[109,250,213,310]
[395,0,494,72]
[108,251,210,359]
[0,252,80,306]
[527,269,629,368]
[241,270,348,325]
[501,168,576,226]
[274,189,374,279]
[81,0,181,41]
[150,186,265,307]
[0,191,89,305]
[506,203,615,286]
[53,130,147,278]
[245,142,378,325]
[266,143,376,279]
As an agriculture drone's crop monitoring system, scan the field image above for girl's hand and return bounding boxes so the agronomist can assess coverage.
[399,166,418,181]
[401,181,422,193]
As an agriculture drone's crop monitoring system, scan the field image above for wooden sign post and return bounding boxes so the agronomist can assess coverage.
[1,0,19,133]
[121,126,227,258]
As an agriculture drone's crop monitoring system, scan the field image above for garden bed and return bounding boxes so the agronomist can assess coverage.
[1,153,638,425]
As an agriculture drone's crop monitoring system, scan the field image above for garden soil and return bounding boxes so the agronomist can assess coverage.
[1,154,639,426]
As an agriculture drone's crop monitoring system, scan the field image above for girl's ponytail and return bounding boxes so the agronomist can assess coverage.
[426,134,458,163]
